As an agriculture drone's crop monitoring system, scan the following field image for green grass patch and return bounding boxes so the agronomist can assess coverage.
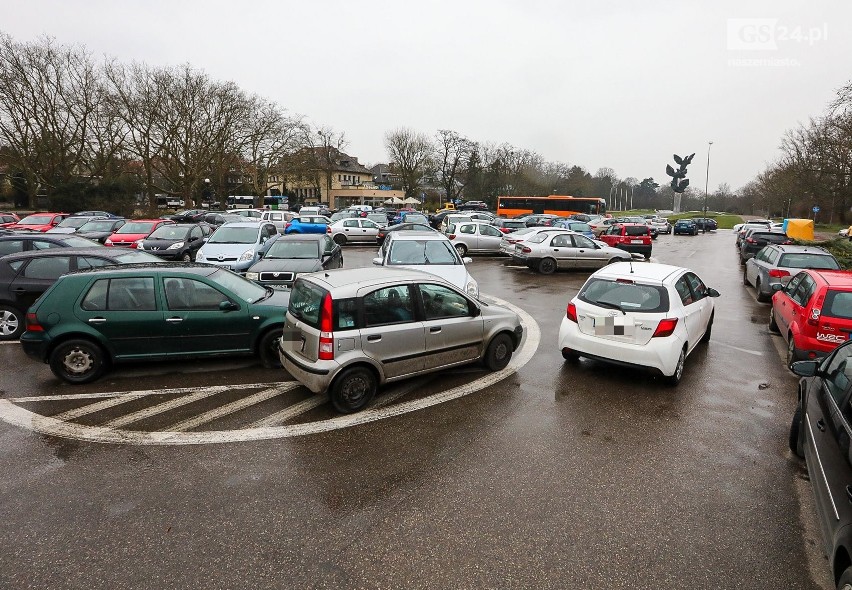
[664,213,744,229]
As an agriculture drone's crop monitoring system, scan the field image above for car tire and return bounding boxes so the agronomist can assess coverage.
[561,348,580,362]
[330,366,376,414]
[0,305,25,341]
[181,252,192,262]
[538,257,557,275]
[755,278,769,303]
[743,267,750,286]
[786,334,802,368]
[666,346,687,386]
[258,328,283,369]
[333,234,347,246]
[701,314,713,343]
[789,402,805,458]
[455,243,468,257]
[484,333,514,371]
[768,308,780,333]
[49,339,107,384]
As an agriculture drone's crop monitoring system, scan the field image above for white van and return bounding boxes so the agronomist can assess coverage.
[299,206,321,216]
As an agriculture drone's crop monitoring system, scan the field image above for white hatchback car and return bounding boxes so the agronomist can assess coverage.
[558,262,720,385]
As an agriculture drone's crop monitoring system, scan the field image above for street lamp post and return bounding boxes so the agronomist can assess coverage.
[703,141,713,234]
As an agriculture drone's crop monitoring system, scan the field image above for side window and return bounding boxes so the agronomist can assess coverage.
[685,272,708,300]
[572,235,595,248]
[22,256,71,280]
[459,224,476,235]
[361,220,378,229]
[32,240,63,250]
[363,285,414,326]
[343,219,359,228]
[78,257,114,270]
[259,226,270,242]
[0,240,24,256]
[106,277,156,311]
[420,283,471,320]
[334,298,358,330]
[164,277,229,311]
[767,249,780,265]
[271,213,283,221]
[480,225,502,237]
[784,273,805,296]
[822,346,852,404]
[190,227,203,241]
[792,275,816,306]
[551,234,572,247]
[81,279,110,311]
[674,276,694,306]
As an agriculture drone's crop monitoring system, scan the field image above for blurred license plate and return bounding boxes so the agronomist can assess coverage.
[222,265,231,270]
[631,240,643,244]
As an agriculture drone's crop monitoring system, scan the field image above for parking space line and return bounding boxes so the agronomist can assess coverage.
[51,394,150,421]
[247,394,329,428]
[8,382,289,403]
[372,376,432,409]
[103,388,228,428]
[162,383,300,432]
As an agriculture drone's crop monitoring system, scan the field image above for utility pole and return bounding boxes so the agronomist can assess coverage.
[703,141,713,234]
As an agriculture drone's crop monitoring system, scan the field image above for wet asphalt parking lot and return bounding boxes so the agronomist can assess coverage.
[0,230,833,589]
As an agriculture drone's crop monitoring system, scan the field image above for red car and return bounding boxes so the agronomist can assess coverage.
[0,212,20,228]
[597,223,652,259]
[770,269,852,366]
[105,219,174,248]
[7,212,69,232]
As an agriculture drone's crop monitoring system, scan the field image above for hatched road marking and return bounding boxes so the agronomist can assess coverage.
[0,295,539,445]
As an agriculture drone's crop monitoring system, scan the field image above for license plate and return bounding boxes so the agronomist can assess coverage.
[222,265,231,270]
[631,239,643,244]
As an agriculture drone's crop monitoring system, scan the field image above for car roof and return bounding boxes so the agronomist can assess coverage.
[275,234,325,242]
[0,233,73,241]
[808,270,852,285]
[300,267,450,291]
[387,230,449,241]
[592,261,686,284]
[66,262,220,277]
[220,221,265,227]
[0,247,124,261]
[768,244,830,254]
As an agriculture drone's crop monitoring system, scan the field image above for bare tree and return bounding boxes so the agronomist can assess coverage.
[435,129,474,204]
[384,127,433,199]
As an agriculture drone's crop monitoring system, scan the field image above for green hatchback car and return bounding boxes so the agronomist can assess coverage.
[21,263,290,384]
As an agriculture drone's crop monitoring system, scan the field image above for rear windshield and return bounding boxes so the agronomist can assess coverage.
[824,291,852,320]
[778,253,840,270]
[60,236,99,248]
[751,233,788,244]
[80,220,120,232]
[578,278,670,313]
[388,239,459,265]
[289,279,326,328]
[625,226,649,236]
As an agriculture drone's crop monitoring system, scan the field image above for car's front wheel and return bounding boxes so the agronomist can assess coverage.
[0,305,24,341]
[484,333,514,371]
[181,252,192,262]
[49,339,107,384]
[455,243,467,257]
[786,335,802,367]
[330,366,376,413]
[258,328,283,369]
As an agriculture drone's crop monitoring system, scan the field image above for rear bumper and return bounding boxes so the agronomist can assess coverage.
[615,243,652,256]
[20,332,51,361]
[280,348,336,393]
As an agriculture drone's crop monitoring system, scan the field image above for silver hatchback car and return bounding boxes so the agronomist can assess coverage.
[744,244,840,302]
[279,267,524,413]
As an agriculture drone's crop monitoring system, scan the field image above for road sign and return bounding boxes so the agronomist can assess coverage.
[813,206,820,213]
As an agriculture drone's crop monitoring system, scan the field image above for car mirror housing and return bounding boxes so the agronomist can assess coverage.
[707,287,721,297]
[470,305,481,317]
[771,283,783,292]
[372,257,383,265]
[791,360,819,377]
[463,257,473,264]
[219,301,239,312]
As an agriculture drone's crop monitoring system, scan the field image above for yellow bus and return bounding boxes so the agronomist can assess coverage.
[497,195,606,218]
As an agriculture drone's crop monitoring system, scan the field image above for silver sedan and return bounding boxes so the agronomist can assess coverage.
[513,231,633,274]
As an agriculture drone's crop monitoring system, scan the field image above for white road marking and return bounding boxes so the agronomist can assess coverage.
[0,295,539,445]
[712,341,764,356]
[371,376,433,408]
[162,382,300,432]
[247,394,329,428]
[103,388,227,428]
[52,394,149,421]
[8,382,287,403]
[0,341,20,345]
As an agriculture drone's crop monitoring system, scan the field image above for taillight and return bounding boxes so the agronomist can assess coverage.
[769,269,790,278]
[447,234,456,239]
[652,318,678,337]
[521,246,531,253]
[500,228,510,233]
[566,302,577,323]
[105,239,113,246]
[318,293,334,360]
[746,238,756,244]
[326,226,332,233]
[285,222,292,230]
[26,312,43,332]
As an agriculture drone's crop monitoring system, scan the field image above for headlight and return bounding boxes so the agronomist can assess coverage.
[167,241,184,250]
[135,239,144,248]
[465,279,479,298]
[245,272,259,280]
[239,249,254,262]
[196,249,205,260]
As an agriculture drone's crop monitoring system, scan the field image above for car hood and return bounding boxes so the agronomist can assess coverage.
[202,243,257,255]
[251,288,291,310]
[249,258,322,273]
[46,227,77,234]
[77,231,112,240]
[143,238,184,247]
[390,264,472,291]
[12,224,50,231]
[110,233,147,242]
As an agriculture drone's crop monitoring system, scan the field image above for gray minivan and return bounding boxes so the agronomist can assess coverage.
[279,267,524,413]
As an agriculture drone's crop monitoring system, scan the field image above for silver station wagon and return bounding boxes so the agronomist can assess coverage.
[279,267,524,413]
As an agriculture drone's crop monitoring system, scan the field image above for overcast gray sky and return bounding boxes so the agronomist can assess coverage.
[3,0,850,191]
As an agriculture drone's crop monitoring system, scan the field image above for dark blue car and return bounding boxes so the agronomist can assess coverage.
[673,219,698,235]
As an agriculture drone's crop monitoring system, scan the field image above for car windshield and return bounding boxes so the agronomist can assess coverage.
[579,278,670,313]
[388,239,459,265]
[568,223,592,232]
[404,214,429,224]
[149,225,190,239]
[79,220,119,232]
[113,251,163,263]
[207,227,258,244]
[625,226,648,236]
[330,212,354,221]
[210,268,267,303]
[778,253,840,270]
[59,236,100,247]
[117,222,156,234]
[528,233,549,244]
[367,214,386,224]
[264,241,319,259]
[58,217,93,228]
[18,215,53,225]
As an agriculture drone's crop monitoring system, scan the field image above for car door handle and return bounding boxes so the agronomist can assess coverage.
[166,317,183,323]
[88,318,107,324]
[817,419,826,432]
[367,334,381,342]
[429,326,442,333]
[13,287,26,293]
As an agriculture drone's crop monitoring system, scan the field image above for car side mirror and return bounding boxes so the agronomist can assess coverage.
[219,300,239,312]
[791,360,819,377]
[771,283,783,292]
[707,288,721,297]
[372,257,383,265]
[257,251,264,259]
[470,305,481,317]
[463,257,473,264]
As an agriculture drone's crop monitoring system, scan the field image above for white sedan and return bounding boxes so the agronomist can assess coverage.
[558,262,720,385]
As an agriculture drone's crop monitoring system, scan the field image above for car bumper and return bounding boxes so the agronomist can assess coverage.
[20,332,51,361]
[615,244,652,256]
[280,348,337,393]
[558,318,684,377]
[144,250,184,260]
[197,259,252,272]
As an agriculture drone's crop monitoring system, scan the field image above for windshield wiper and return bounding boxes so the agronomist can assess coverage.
[254,287,274,302]
[592,299,626,315]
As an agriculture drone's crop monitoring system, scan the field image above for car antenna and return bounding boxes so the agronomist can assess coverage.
[629,259,634,274]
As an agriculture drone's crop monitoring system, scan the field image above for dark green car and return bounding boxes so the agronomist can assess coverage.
[21,263,289,384]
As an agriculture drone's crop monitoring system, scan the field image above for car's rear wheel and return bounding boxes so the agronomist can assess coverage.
[455,243,467,257]
[333,234,347,246]
[258,328,283,369]
[0,305,24,341]
[484,333,514,371]
[755,278,770,302]
[538,257,557,275]
[743,267,750,286]
[789,402,804,458]
[786,334,802,367]
[666,346,687,386]
[768,308,780,333]
[330,366,376,414]
[49,339,107,384]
